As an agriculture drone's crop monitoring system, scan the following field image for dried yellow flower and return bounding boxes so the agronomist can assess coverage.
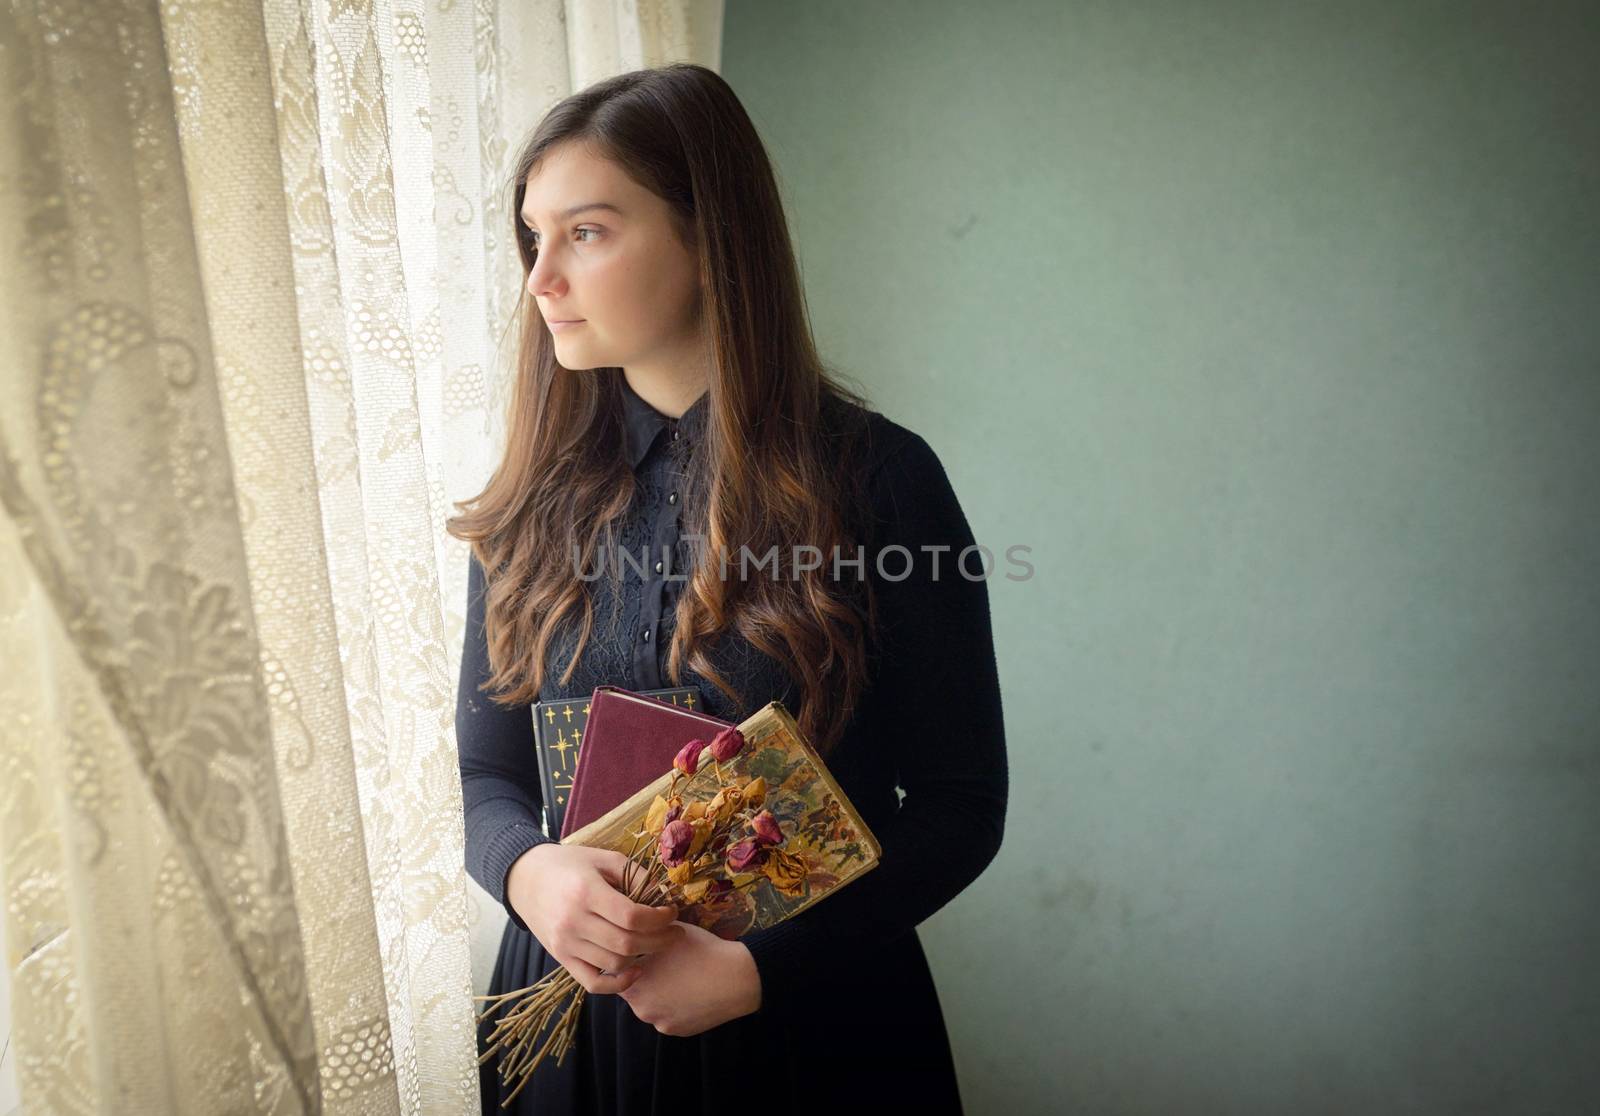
[743,777,767,810]
[644,794,671,836]
[666,860,695,886]
[761,848,809,898]
[687,816,713,859]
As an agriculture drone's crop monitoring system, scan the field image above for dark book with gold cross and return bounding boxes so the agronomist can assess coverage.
[530,686,702,838]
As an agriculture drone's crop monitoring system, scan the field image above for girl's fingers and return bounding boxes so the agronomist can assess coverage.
[568,937,636,978]
[592,878,679,938]
[580,911,682,959]
[564,952,640,995]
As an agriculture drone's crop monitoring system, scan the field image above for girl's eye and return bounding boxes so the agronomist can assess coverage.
[525,226,601,251]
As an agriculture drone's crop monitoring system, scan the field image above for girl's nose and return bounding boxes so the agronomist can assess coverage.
[528,254,567,296]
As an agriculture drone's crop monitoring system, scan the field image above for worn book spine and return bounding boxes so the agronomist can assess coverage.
[561,701,882,939]
[530,686,702,838]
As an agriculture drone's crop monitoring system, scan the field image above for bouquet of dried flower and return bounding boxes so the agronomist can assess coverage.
[474,700,880,1104]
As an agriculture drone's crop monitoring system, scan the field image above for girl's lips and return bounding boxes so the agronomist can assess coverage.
[548,319,586,333]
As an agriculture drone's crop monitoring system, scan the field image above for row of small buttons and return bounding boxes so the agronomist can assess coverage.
[642,428,682,647]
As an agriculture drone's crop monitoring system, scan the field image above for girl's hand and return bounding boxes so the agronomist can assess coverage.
[618,920,763,1036]
[504,844,682,995]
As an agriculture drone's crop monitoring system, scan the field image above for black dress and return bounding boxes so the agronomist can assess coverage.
[458,372,1008,1114]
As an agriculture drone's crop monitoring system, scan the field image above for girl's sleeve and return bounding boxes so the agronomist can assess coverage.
[737,430,1009,1014]
[457,550,554,933]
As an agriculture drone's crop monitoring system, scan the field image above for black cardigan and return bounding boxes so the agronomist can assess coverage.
[457,373,1009,1025]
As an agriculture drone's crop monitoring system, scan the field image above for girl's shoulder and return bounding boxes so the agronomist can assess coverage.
[820,392,948,496]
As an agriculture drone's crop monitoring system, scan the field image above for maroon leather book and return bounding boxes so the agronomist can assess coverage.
[558,685,736,840]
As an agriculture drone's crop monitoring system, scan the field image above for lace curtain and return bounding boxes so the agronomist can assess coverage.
[0,1,720,1112]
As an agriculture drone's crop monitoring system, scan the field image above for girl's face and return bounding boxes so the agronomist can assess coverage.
[520,142,703,373]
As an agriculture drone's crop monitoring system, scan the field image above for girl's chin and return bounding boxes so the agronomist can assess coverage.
[554,351,609,372]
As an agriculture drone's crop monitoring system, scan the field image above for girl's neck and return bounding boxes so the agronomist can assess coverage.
[622,365,708,419]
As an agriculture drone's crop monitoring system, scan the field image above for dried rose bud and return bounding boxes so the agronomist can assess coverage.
[751,810,784,847]
[685,800,707,821]
[705,877,733,900]
[658,818,693,866]
[725,837,766,873]
[742,776,767,810]
[710,726,747,763]
[673,739,705,777]
[664,795,684,825]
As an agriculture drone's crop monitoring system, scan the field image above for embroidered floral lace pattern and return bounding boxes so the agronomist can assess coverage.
[0,1,713,1111]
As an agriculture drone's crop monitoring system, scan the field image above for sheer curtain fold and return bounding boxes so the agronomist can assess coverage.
[0,1,720,1112]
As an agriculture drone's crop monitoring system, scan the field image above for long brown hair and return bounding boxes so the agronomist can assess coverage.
[446,64,878,757]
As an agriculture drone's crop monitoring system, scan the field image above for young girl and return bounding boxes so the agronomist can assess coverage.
[451,63,1007,1115]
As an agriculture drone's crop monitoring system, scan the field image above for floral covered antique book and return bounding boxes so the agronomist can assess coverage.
[559,700,882,939]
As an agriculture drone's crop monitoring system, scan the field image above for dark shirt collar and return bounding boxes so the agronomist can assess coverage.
[619,373,710,469]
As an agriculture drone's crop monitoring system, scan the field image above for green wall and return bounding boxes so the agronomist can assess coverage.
[724,2,1600,1112]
